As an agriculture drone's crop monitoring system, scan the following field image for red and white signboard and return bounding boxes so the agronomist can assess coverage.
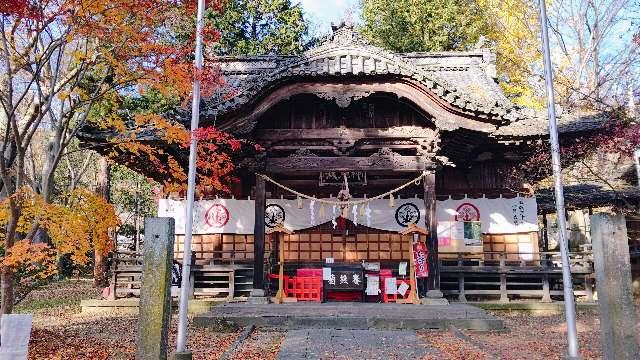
[413,242,428,278]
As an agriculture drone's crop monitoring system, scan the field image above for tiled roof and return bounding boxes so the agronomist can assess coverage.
[491,112,608,137]
[201,25,528,125]
[536,183,640,211]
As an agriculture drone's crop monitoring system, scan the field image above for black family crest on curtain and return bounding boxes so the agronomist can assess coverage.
[265,204,286,228]
[395,203,420,227]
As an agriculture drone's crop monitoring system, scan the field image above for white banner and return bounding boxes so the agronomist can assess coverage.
[157,198,255,234]
[158,195,538,235]
[436,196,538,234]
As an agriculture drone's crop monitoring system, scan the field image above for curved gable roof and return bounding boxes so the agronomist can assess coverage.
[201,25,529,132]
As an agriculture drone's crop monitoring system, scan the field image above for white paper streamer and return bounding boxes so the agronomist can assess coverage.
[365,202,372,227]
[331,205,337,229]
[352,204,358,226]
[309,199,316,225]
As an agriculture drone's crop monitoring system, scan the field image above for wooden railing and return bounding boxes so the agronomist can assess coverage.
[108,250,255,299]
[439,251,594,303]
[108,249,596,302]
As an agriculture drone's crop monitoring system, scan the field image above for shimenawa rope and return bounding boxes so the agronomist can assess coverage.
[256,171,427,207]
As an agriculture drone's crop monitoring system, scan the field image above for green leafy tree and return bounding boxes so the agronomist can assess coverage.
[360,0,491,52]
[207,0,308,55]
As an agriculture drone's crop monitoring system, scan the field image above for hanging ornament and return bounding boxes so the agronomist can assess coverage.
[337,173,352,203]
[352,204,358,226]
[365,202,372,227]
[389,194,396,207]
[342,205,349,218]
[309,199,316,225]
[297,196,303,209]
[331,205,338,229]
[319,204,326,220]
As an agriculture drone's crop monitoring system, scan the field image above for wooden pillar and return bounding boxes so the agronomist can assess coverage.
[423,171,440,292]
[275,233,285,303]
[252,175,266,292]
[457,254,466,302]
[499,253,509,303]
[542,211,549,251]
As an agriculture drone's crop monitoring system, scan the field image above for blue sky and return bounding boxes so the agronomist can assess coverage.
[299,0,361,35]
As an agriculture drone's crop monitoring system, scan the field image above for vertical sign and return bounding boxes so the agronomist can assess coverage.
[413,242,428,278]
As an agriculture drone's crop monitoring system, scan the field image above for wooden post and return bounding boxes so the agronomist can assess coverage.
[268,224,293,304]
[227,271,235,301]
[276,233,285,303]
[583,276,593,302]
[542,212,549,252]
[252,175,266,294]
[499,253,509,303]
[457,254,466,302]
[423,171,442,297]
[108,256,117,300]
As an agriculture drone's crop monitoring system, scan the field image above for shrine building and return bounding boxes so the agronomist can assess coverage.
[84,24,640,304]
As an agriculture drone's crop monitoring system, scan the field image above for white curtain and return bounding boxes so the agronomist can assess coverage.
[158,195,538,235]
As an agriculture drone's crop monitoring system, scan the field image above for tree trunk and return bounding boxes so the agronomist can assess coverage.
[0,269,15,314]
[1,203,20,314]
[93,157,111,288]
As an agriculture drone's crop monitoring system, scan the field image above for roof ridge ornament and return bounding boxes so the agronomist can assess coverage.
[316,21,371,49]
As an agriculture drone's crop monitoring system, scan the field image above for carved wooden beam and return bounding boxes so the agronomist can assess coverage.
[267,155,433,173]
[255,127,438,141]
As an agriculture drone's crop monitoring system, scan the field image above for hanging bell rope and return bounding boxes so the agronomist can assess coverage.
[256,171,428,207]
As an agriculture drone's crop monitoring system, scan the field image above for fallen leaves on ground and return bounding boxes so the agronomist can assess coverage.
[230,330,285,360]
[460,308,640,360]
[20,281,640,359]
[418,331,490,360]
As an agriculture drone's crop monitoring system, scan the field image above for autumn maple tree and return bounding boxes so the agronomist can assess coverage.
[0,0,255,313]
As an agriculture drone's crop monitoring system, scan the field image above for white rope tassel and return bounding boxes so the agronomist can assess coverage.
[389,194,396,207]
[331,205,337,229]
[352,204,358,226]
[319,204,326,220]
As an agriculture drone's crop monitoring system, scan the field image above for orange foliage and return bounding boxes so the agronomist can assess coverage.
[113,116,258,195]
[0,240,58,288]
[0,187,121,265]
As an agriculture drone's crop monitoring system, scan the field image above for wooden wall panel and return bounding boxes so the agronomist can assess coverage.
[483,232,540,261]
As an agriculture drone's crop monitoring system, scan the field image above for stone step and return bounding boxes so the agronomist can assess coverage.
[194,302,504,331]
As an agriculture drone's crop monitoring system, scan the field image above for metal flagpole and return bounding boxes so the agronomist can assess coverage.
[538,0,580,358]
[176,0,206,356]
